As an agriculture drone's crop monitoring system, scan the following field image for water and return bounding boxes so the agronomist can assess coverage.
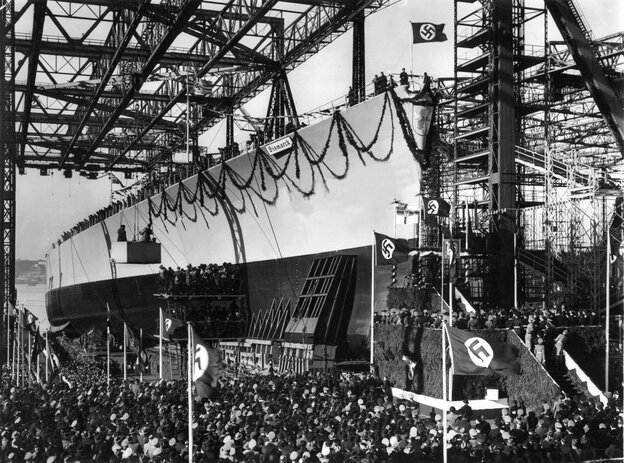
[15,283,49,331]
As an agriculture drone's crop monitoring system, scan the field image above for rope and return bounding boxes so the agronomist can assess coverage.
[146,89,424,223]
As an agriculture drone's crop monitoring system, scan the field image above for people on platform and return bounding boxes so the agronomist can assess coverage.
[158,262,241,296]
[378,72,388,94]
[399,68,409,86]
[117,224,127,242]
[139,224,153,243]
[346,85,357,107]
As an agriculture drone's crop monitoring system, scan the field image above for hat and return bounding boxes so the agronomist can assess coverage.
[121,413,129,421]
[290,451,298,460]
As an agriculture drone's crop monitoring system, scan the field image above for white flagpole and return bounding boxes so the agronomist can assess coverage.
[442,322,448,463]
[187,323,194,463]
[17,308,21,386]
[606,232,610,391]
[28,330,31,382]
[45,331,49,382]
[123,322,127,381]
[370,231,375,367]
[106,303,110,387]
[140,328,143,383]
[409,23,414,76]
[159,308,163,379]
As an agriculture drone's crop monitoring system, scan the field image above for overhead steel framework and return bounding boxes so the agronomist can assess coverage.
[10,0,390,174]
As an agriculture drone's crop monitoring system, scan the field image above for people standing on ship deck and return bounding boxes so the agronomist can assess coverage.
[372,74,380,95]
[347,86,356,107]
[400,68,409,87]
[378,72,388,93]
[117,225,127,242]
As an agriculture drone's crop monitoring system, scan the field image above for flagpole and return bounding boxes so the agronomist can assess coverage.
[187,323,194,463]
[45,330,49,382]
[106,303,111,387]
[409,23,414,76]
[606,232,610,391]
[140,328,143,383]
[440,233,444,312]
[28,330,31,382]
[159,308,163,380]
[442,321,448,463]
[123,322,127,381]
[370,231,375,368]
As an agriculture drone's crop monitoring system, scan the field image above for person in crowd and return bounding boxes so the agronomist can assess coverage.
[534,337,546,365]
[117,225,127,242]
[555,329,568,360]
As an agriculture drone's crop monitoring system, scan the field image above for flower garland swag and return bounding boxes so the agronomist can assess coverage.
[147,89,423,225]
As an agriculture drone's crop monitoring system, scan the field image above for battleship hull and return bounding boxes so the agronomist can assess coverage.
[45,89,428,355]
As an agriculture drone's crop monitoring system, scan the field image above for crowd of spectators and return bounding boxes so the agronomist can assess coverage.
[158,263,241,296]
[1,357,622,463]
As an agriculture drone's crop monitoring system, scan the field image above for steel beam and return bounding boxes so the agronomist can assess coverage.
[19,0,47,164]
[107,0,280,169]
[59,0,151,167]
[71,0,203,168]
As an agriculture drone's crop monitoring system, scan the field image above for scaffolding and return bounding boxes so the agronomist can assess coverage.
[432,0,624,312]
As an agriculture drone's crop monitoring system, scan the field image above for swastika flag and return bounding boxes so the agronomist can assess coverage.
[192,327,225,399]
[446,325,521,376]
[423,197,451,218]
[374,232,412,266]
[411,22,448,44]
[161,313,184,341]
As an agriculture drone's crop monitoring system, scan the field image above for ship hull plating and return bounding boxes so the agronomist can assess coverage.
[45,90,426,355]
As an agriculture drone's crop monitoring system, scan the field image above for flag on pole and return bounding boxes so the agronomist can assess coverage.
[395,207,420,225]
[23,308,37,333]
[31,328,44,363]
[161,314,184,341]
[423,197,451,218]
[191,327,224,399]
[454,287,476,314]
[374,232,412,265]
[124,323,136,349]
[136,329,148,373]
[43,342,61,375]
[411,22,447,44]
[446,325,520,376]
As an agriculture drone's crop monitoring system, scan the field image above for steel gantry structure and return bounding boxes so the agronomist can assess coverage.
[0,0,391,365]
[10,0,390,174]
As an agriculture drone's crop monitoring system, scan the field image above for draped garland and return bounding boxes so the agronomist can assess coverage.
[147,89,426,225]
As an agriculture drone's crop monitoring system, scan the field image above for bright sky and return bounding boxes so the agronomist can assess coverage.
[15,0,624,260]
